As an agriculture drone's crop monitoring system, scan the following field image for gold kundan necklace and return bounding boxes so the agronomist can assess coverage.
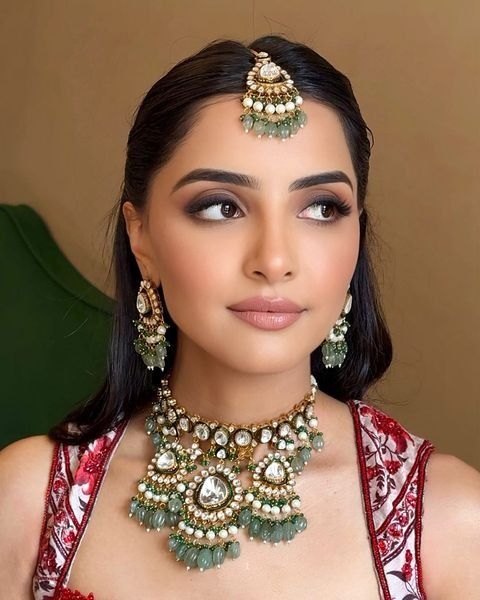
[128,374,325,572]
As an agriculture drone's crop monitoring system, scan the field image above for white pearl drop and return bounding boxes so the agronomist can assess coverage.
[228,525,238,535]
[291,499,301,508]
[275,104,286,114]
[252,500,262,509]
[265,103,276,115]
[281,504,292,514]
[176,483,186,492]
[206,530,216,540]
[144,490,153,500]
[219,530,228,539]
[285,101,295,112]
[298,431,308,441]
[138,483,146,492]
[253,101,263,112]
[245,493,254,503]
[262,504,271,513]
[194,530,204,539]
[309,418,318,427]
[295,95,303,105]
[271,506,281,515]
[178,521,186,530]
[242,97,253,108]
[153,494,160,502]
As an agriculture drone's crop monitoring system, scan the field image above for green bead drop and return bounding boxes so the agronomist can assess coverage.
[151,432,162,448]
[265,121,277,137]
[226,541,241,559]
[166,511,181,526]
[144,509,155,530]
[253,120,266,136]
[176,543,188,560]
[168,497,182,513]
[297,111,308,126]
[152,509,166,529]
[299,447,312,463]
[291,456,304,473]
[312,434,324,451]
[294,515,308,533]
[184,547,200,569]
[278,124,291,139]
[145,417,156,434]
[238,508,252,527]
[242,115,254,132]
[283,521,296,541]
[270,522,284,544]
[197,548,213,571]
[168,536,180,551]
[212,546,226,566]
[129,499,139,516]
[248,517,261,539]
[260,521,271,542]
[136,506,147,524]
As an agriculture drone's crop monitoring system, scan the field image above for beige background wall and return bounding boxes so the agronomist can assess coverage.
[1,1,478,468]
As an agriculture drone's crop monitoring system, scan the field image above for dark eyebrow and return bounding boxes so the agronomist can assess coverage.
[170,168,354,194]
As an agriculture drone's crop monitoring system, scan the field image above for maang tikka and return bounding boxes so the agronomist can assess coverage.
[240,49,307,140]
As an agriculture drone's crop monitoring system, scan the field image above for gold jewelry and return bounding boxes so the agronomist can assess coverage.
[128,374,325,571]
[240,49,308,140]
[132,279,170,371]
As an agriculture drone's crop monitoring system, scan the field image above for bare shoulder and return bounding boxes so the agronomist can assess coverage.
[0,435,57,598]
[422,451,480,599]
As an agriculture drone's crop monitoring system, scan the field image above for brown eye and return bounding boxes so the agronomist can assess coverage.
[221,203,237,218]
[320,204,335,219]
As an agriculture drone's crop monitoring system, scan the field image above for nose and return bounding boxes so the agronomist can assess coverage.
[243,214,297,283]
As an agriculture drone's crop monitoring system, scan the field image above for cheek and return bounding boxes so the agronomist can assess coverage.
[149,223,230,316]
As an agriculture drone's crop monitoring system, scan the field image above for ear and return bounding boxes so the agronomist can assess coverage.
[122,201,161,286]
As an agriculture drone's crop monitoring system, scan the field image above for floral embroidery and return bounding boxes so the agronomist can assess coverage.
[353,399,436,600]
[58,588,95,600]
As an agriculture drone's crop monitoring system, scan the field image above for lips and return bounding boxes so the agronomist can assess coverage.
[227,296,304,313]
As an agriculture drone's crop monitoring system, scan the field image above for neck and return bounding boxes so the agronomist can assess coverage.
[166,341,315,425]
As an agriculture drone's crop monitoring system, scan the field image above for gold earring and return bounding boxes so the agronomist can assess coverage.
[133,279,170,371]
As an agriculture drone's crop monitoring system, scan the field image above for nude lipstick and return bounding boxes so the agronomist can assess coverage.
[227,296,305,331]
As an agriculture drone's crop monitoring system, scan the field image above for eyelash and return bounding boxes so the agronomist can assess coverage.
[186,195,352,226]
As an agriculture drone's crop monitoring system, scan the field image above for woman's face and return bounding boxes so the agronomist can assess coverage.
[124,95,361,375]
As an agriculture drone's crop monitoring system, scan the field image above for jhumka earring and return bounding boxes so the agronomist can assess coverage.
[239,49,308,140]
[132,279,170,371]
[321,289,353,369]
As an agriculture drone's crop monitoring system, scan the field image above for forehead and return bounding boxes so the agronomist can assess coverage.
[156,95,356,197]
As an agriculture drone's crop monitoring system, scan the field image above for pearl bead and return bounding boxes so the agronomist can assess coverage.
[298,431,308,440]
[281,504,291,514]
[245,493,254,503]
[253,101,263,112]
[285,101,295,112]
[262,504,271,513]
[228,525,238,535]
[271,506,281,515]
[219,530,228,539]
[242,97,253,108]
[291,498,301,508]
[265,103,276,115]
[178,521,186,530]
[252,500,262,509]
[186,527,194,535]
[295,95,303,105]
[144,490,153,500]
[275,104,286,114]
[138,483,146,492]
[309,418,318,427]
[176,483,186,492]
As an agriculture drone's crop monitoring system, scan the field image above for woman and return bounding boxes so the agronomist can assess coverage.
[1,35,478,599]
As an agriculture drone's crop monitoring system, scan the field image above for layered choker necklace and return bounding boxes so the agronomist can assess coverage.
[128,374,325,572]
